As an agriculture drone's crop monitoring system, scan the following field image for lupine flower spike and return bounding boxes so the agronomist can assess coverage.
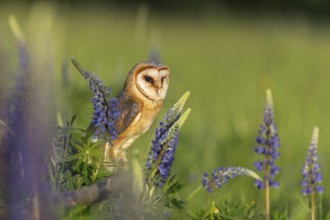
[202,167,262,193]
[71,58,120,144]
[254,89,280,220]
[5,16,54,219]
[302,127,323,220]
[146,91,191,187]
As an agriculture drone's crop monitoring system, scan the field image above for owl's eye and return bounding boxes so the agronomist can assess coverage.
[161,76,166,83]
[144,76,153,83]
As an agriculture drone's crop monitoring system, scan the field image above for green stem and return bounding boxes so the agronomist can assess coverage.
[311,190,315,220]
[264,128,272,220]
[188,186,203,201]
[264,145,271,220]
[149,185,155,198]
[57,127,71,193]
[210,201,216,220]
[265,178,270,220]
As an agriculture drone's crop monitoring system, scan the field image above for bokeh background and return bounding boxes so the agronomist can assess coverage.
[1,0,330,219]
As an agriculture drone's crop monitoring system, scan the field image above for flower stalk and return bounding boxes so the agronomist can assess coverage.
[254,89,280,220]
[71,57,120,144]
[145,91,191,188]
[201,166,262,194]
[302,127,324,220]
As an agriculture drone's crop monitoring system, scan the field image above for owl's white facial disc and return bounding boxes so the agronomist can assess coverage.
[135,67,169,101]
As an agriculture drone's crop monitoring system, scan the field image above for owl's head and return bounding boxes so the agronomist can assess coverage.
[125,62,169,101]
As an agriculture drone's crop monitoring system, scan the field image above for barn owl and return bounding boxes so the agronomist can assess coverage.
[73,60,170,164]
[71,58,169,164]
[107,62,170,162]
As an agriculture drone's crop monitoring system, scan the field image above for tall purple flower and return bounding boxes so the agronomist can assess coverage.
[254,89,280,190]
[254,89,280,220]
[202,167,261,193]
[302,127,324,196]
[3,16,55,219]
[146,91,191,187]
[71,58,119,143]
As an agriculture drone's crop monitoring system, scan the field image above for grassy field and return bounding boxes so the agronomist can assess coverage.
[1,2,330,219]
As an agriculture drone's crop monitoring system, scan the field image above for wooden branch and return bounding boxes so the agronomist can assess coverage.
[58,171,132,208]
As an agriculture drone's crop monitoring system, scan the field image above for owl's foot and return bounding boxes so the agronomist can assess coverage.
[103,159,128,173]
[104,142,129,172]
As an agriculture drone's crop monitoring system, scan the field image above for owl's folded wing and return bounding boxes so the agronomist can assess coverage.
[115,98,142,134]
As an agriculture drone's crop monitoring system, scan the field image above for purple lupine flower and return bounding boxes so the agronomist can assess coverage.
[202,167,261,193]
[254,89,280,189]
[202,173,212,192]
[302,127,324,195]
[145,122,176,171]
[71,58,120,143]
[146,91,191,187]
[4,16,55,219]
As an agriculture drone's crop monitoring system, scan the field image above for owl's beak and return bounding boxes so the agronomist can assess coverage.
[155,80,162,89]
[157,88,162,96]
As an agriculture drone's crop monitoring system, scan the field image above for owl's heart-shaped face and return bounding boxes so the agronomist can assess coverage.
[135,66,169,101]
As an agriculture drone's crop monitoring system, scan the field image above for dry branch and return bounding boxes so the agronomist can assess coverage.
[59,171,132,208]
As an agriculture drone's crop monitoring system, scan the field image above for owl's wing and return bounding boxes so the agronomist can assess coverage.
[115,97,142,134]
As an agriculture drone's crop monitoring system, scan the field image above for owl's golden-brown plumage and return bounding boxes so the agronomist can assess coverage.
[104,62,170,162]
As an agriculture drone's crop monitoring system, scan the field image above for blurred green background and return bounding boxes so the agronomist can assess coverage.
[1,1,330,218]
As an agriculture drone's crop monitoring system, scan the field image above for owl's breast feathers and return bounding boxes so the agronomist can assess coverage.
[112,93,163,151]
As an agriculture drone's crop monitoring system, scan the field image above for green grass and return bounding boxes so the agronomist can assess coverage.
[1,2,330,219]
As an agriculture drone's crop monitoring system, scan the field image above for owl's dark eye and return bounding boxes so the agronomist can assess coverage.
[144,76,153,83]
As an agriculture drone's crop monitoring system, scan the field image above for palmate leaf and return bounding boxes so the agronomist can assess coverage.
[188,199,262,220]
[164,197,185,210]
[162,175,186,210]
[52,115,84,192]
[52,114,110,192]
[63,170,75,190]
[164,175,186,195]
[188,209,207,220]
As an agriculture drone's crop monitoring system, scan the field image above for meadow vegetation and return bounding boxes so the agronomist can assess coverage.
[1,2,330,219]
